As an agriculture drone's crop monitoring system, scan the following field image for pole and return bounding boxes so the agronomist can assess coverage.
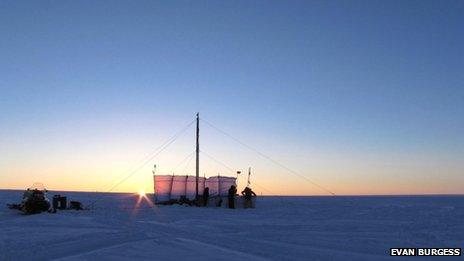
[152,164,157,194]
[247,167,251,187]
[195,113,200,201]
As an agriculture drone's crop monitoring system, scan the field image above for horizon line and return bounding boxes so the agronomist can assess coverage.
[0,188,462,197]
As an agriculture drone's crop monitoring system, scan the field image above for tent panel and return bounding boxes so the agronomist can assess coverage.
[186,176,205,199]
[205,176,220,197]
[154,175,173,202]
[171,175,188,199]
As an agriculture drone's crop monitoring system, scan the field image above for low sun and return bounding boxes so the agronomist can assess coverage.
[138,189,146,197]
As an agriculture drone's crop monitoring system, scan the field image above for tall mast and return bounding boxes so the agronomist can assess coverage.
[195,113,200,200]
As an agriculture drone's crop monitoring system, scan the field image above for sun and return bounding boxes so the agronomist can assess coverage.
[132,188,154,213]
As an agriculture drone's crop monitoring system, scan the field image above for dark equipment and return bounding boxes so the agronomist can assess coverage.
[69,201,83,210]
[21,189,51,214]
[7,204,21,210]
[53,195,67,210]
[6,183,87,214]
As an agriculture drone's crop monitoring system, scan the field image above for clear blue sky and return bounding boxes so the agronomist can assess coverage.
[1,0,463,194]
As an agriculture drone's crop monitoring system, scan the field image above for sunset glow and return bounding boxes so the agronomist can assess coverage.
[0,1,463,196]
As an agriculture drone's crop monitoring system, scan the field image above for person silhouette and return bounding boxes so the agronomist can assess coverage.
[241,187,257,208]
[202,187,210,206]
[228,185,237,209]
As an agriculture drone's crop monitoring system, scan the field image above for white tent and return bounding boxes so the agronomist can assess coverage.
[154,175,236,203]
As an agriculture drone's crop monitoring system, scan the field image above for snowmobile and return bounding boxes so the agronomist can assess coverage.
[21,188,52,214]
[7,183,53,214]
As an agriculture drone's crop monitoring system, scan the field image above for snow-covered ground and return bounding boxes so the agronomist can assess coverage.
[0,190,462,261]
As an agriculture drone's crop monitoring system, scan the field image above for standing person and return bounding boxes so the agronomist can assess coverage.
[228,185,237,209]
[202,187,209,207]
[241,187,257,208]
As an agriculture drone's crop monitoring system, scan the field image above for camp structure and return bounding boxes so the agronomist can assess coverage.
[152,113,239,206]
[153,175,236,204]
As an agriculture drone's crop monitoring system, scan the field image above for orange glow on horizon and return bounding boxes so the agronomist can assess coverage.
[1,153,463,196]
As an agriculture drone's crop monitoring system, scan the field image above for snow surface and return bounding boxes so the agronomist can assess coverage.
[0,190,463,260]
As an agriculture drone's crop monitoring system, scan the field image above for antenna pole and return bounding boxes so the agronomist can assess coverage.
[247,167,251,187]
[195,113,200,201]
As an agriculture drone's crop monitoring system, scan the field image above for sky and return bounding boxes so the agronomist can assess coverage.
[0,0,463,195]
